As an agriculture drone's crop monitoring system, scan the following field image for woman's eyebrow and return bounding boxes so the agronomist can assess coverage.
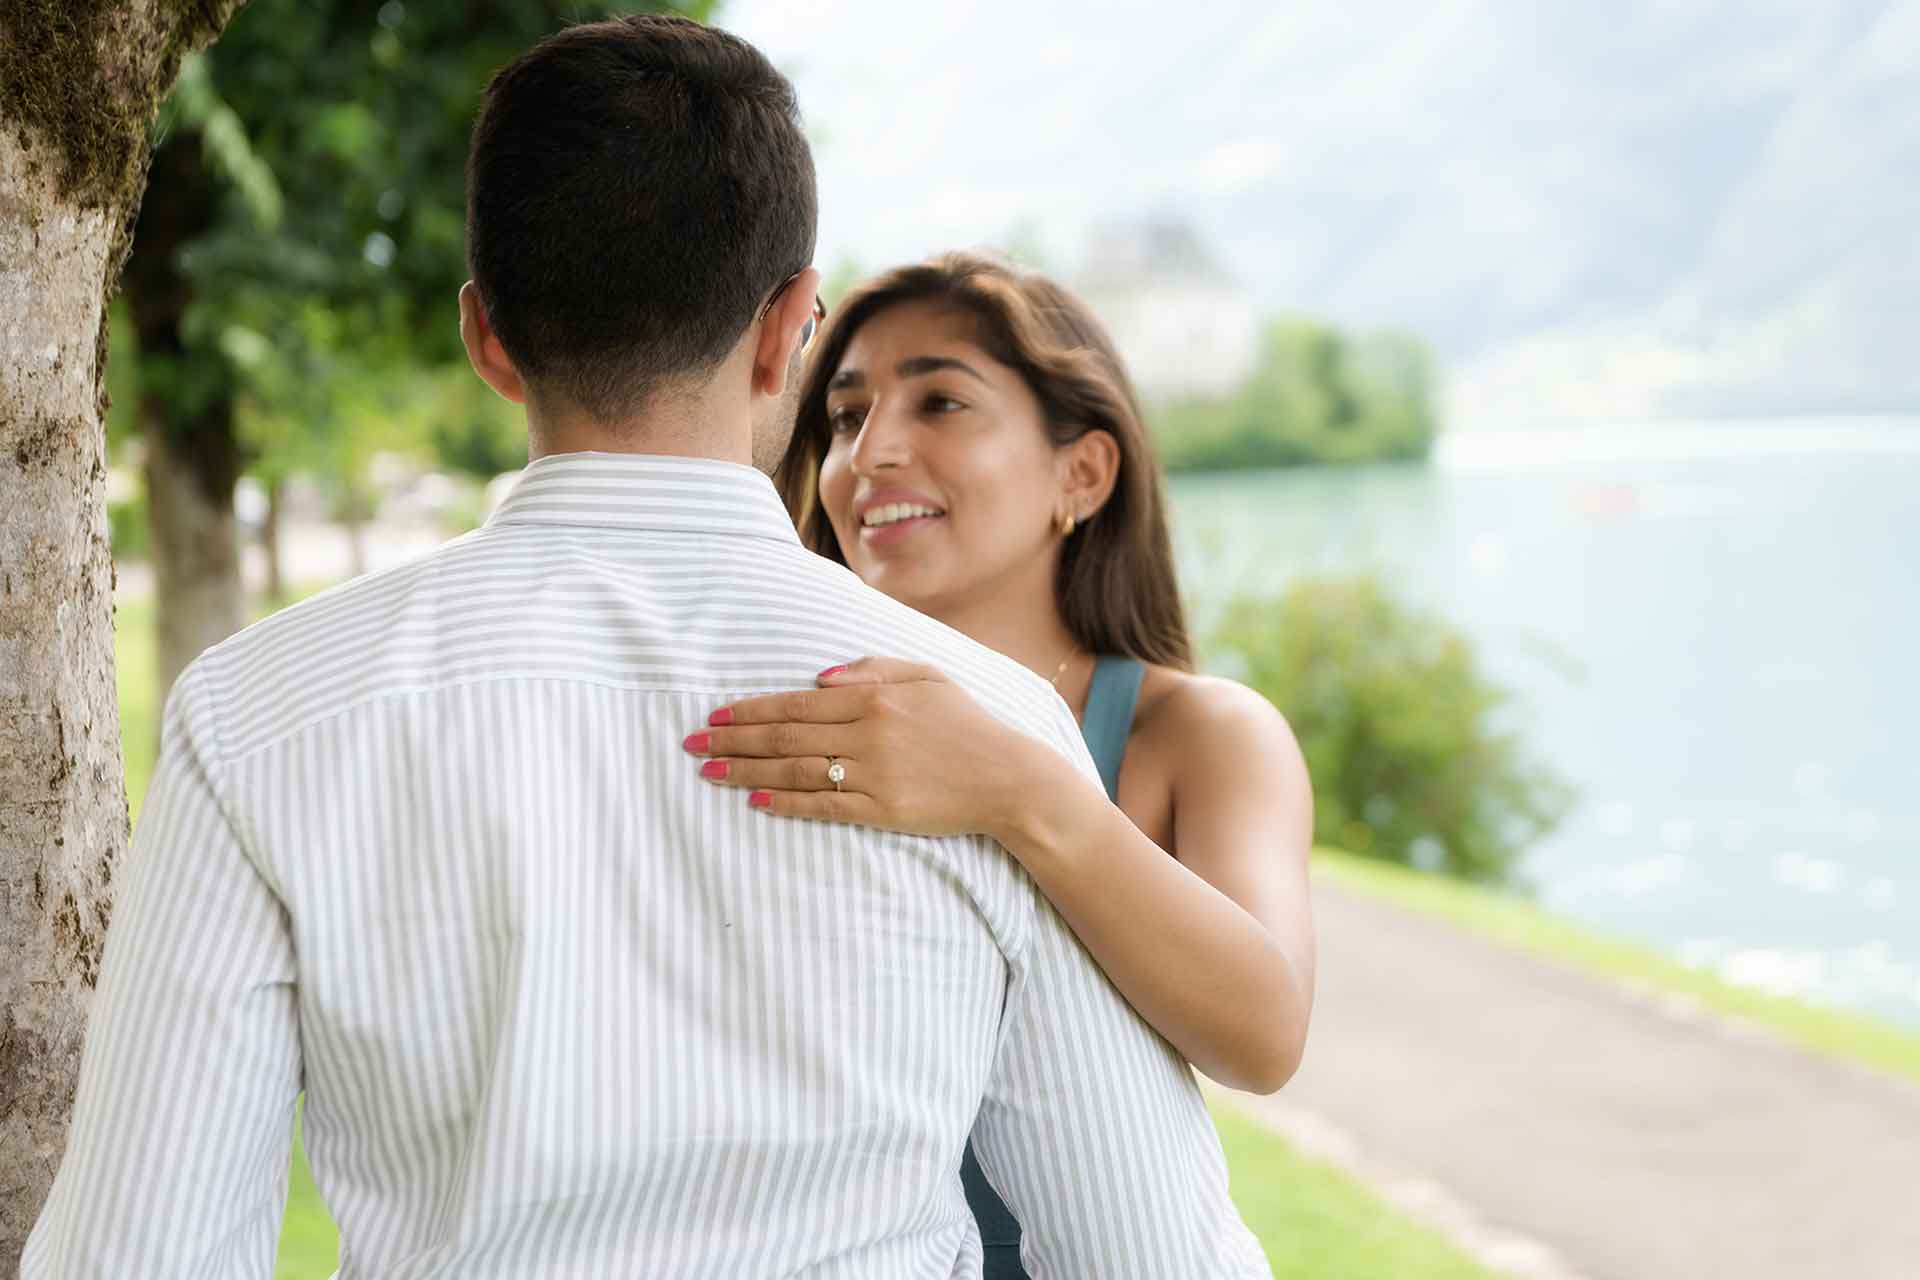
[827,368,865,391]
[897,355,988,384]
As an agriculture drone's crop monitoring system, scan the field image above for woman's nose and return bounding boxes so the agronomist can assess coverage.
[849,404,910,474]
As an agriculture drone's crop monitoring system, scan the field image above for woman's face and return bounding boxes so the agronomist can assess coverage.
[817,300,1068,618]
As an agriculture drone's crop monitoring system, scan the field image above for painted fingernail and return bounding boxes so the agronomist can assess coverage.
[708,707,734,727]
[818,664,850,679]
[683,732,711,754]
[749,790,773,808]
[700,760,729,780]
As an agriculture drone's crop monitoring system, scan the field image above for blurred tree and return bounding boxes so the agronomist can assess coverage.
[422,364,526,482]
[1153,316,1438,472]
[0,2,244,1263]
[126,0,715,701]
[1207,574,1571,884]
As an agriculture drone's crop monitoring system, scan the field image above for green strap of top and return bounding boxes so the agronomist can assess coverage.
[1081,655,1146,803]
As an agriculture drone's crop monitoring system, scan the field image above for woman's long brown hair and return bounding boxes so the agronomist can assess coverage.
[774,251,1193,670]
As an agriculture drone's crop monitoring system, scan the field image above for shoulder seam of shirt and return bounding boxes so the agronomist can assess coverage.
[177,660,284,900]
[212,671,849,765]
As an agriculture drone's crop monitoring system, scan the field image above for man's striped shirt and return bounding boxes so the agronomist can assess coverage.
[24,452,1271,1278]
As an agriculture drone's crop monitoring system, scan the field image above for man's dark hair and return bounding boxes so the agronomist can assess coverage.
[466,15,816,420]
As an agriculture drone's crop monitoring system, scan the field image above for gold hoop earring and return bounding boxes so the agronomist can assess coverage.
[1059,510,1077,538]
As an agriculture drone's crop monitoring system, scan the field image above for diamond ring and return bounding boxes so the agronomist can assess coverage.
[825,757,846,791]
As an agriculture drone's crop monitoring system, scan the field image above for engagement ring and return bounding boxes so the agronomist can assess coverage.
[825,758,846,791]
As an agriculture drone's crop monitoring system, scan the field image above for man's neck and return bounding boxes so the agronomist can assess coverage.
[527,389,750,465]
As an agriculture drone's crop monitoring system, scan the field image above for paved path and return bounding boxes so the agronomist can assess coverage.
[1224,878,1920,1280]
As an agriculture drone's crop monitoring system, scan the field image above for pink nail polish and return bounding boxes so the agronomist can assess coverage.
[818,664,849,679]
[708,707,734,727]
[749,790,772,808]
[683,732,710,754]
[700,760,729,780]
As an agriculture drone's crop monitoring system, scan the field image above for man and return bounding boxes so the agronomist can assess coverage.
[24,16,1270,1277]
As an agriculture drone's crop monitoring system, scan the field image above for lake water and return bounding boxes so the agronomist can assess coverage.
[1166,419,1920,1029]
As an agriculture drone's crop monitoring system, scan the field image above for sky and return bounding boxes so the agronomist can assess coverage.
[721,0,1920,426]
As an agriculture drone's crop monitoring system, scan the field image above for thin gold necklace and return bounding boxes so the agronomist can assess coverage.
[1048,650,1076,687]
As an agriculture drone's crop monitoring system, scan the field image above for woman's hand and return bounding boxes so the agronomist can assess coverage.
[683,657,1068,840]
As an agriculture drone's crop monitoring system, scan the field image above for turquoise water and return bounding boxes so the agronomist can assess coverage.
[1168,421,1920,1029]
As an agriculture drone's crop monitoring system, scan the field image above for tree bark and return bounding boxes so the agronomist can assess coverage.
[0,2,245,1268]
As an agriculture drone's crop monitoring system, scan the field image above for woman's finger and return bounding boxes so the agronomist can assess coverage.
[709,684,870,727]
[817,656,951,686]
[747,786,878,826]
[697,755,854,794]
[685,722,859,761]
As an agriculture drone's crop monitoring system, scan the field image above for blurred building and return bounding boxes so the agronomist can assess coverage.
[1073,217,1259,401]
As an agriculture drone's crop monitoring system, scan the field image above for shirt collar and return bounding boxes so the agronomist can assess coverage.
[485,451,803,546]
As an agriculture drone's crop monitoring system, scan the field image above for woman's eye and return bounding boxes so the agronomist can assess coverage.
[827,406,867,435]
[923,393,965,414]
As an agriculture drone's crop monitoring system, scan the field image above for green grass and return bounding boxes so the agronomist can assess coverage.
[110,587,1497,1277]
[1315,848,1920,1088]
[1212,1100,1495,1279]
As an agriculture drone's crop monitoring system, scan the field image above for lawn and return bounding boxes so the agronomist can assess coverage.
[112,588,1497,1278]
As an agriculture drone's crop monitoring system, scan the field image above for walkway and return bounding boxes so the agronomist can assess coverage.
[1224,877,1920,1280]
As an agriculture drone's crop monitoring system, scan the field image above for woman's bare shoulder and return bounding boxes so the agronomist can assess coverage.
[1133,665,1294,745]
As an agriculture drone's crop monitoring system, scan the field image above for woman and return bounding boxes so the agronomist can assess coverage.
[685,253,1315,1275]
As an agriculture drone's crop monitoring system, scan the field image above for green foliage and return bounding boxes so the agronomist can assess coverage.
[423,368,528,479]
[1206,574,1570,884]
[131,0,714,505]
[1154,318,1437,472]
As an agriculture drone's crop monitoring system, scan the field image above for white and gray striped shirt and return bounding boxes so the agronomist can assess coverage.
[24,452,1270,1278]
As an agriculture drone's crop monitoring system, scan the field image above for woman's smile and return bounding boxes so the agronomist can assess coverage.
[856,492,948,547]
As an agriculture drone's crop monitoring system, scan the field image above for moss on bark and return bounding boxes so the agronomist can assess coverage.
[0,0,224,209]
[1,0,238,428]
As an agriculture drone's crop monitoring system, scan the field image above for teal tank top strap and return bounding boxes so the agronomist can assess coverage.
[1081,654,1146,802]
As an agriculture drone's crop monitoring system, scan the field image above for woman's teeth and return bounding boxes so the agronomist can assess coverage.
[862,503,945,528]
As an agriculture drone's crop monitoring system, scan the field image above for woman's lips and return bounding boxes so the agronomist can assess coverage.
[857,512,944,547]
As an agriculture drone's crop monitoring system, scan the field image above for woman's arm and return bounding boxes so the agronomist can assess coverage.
[688,659,1316,1094]
[994,677,1315,1093]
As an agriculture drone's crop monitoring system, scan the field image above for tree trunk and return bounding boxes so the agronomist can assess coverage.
[263,473,286,603]
[127,130,246,703]
[0,2,245,1268]
[343,511,369,580]
[143,406,245,695]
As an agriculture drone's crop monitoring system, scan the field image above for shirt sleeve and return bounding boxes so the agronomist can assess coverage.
[21,663,303,1279]
[968,703,1274,1278]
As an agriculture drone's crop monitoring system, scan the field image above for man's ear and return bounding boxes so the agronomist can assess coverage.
[751,266,824,399]
[459,281,527,405]
[1061,428,1122,521]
